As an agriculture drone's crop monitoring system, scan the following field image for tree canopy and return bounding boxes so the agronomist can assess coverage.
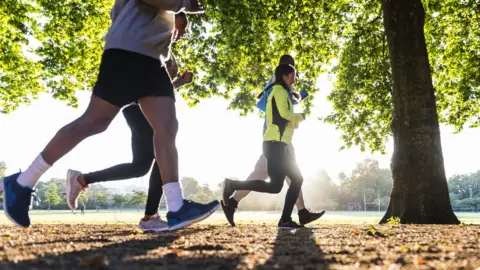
[0,0,478,153]
[324,0,479,153]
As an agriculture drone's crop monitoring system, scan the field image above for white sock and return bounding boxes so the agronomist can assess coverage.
[163,182,184,212]
[17,154,51,188]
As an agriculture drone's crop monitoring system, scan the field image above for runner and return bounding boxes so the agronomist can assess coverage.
[223,64,309,229]
[67,65,193,234]
[2,1,219,229]
[221,55,325,227]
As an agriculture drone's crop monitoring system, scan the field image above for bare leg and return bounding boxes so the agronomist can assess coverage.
[42,95,119,164]
[18,95,119,188]
[138,96,178,184]
[138,95,219,225]
[138,96,187,214]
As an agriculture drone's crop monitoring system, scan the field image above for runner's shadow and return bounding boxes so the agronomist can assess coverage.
[260,227,329,269]
[0,227,240,270]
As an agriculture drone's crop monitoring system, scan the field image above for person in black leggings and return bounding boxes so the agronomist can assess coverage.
[65,55,193,232]
[223,64,306,229]
[85,103,163,215]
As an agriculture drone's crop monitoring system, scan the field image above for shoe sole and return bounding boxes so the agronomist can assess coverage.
[168,203,220,231]
[220,200,236,227]
[300,210,326,225]
[278,226,304,229]
[140,227,169,233]
[2,177,29,228]
[66,170,79,210]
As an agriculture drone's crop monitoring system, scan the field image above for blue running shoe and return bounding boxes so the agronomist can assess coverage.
[167,199,220,231]
[2,172,33,228]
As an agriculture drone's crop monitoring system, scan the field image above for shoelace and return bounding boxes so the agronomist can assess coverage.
[23,189,37,210]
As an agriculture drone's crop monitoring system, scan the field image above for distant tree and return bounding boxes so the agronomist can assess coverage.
[303,169,340,210]
[338,159,393,211]
[448,172,480,200]
[44,183,61,210]
[181,177,201,198]
[78,192,89,209]
[129,191,147,212]
[191,185,215,204]
[88,184,109,211]
[459,197,480,212]
[95,193,108,212]
[112,194,128,211]
[0,161,6,177]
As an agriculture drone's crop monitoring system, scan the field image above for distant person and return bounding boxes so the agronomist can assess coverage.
[223,64,313,229]
[80,204,85,215]
[2,4,219,230]
[221,55,325,227]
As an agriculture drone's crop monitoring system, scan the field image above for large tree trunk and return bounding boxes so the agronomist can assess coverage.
[379,0,459,224]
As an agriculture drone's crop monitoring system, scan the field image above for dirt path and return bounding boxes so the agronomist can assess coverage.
[1,224,480,269]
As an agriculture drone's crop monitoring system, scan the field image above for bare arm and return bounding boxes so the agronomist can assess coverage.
[172,71,193,89]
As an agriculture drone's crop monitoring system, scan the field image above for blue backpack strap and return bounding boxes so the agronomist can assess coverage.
[256,76,275,112]
[256,85,275,113]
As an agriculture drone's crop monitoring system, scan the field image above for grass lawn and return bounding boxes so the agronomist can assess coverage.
[1,209,479,225]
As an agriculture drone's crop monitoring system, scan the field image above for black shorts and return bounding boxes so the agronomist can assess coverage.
[92,49,175,108]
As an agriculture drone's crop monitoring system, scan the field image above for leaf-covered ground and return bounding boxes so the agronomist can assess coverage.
[1,223,480,269]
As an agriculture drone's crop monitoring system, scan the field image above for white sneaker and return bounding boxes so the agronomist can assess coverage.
[138,213,169,232]
[66,169,84,210]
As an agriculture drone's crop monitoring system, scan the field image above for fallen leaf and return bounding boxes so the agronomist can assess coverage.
[176,236,185,243]
[172,249,183,256]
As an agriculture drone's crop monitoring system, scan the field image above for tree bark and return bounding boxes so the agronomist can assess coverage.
[380,0,459,224]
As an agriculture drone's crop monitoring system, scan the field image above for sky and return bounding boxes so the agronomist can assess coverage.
[2,74,480,191]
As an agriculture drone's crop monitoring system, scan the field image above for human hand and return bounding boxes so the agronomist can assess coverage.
[182,70,193,84]
[292,92,301,101]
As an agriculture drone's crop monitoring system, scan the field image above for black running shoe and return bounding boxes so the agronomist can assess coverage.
[221,198,238,227]
[298,209,326,225]
[278,218,304,229]
[222,178,235,205]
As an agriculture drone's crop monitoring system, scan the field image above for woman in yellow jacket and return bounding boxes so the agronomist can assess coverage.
[223,64,306,228]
